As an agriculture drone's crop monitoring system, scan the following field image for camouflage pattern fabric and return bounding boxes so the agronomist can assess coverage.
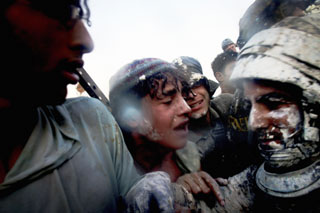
[173,165,258,212]
[174,163,320,212]
[237,0,315,48]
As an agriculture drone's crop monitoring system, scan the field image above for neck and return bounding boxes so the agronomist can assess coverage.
[130,135,181,181]
[0,105,38,182]
[220,83,235,94]
[0,106,38,161]
[189,111,211,129]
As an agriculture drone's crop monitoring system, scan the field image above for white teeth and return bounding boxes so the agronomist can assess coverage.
[266,134,275,139]
[191,102,200,108]
[268,141,284,149]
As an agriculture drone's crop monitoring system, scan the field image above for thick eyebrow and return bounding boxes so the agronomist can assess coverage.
[162,88,177,97]
[256,92,294,104]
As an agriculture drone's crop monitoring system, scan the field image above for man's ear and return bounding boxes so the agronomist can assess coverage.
[214,72,224,83]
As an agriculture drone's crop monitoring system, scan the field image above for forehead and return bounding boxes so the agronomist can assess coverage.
[157,78,182,95]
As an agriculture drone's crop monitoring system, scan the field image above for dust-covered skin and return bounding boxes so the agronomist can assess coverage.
[139,79,191,150]
[186,85,210,119]
[244,81,304,170]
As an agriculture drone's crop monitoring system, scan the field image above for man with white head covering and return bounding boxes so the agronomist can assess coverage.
[175,12,320,213]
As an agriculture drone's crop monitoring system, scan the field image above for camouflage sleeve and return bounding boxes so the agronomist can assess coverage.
[124,171,174,212]
[171,183,198,212]
[173,165,258,212]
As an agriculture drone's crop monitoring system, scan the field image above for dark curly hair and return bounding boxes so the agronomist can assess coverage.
[211,51,238,74]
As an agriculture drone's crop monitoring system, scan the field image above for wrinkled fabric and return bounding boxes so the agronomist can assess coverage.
[175,141,201,174]
[189,93,256,178]
[175,164,320,212]
[0,97,141,212]
[236,0,314,48]
[125,172,174,213]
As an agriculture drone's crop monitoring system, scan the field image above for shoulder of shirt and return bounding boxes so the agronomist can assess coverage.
[211,93,234,112]
[209,93,234,122]
[63,97,114,120]
[64,97,108,110]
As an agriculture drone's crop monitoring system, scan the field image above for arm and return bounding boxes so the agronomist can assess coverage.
[176,171,227,206]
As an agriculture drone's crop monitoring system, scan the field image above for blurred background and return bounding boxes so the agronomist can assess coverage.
[67,0,255,98]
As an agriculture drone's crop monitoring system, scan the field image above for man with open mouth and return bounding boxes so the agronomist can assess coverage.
[172,56,256,179]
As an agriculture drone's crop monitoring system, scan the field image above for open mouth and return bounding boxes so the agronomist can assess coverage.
[259,134,285,151]
[189,99,203,109]
[174,120,189,134]
[61,70,79,84]
[59,60,83,85]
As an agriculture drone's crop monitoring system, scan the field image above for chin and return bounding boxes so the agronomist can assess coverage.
[40,88,68,106]
[169,138,187,150]
[190,109,207,119]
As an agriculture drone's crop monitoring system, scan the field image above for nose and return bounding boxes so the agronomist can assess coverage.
[69,20,94,55]
[177,95,191,116]
[249,103,271,131]
[187,89,197,100]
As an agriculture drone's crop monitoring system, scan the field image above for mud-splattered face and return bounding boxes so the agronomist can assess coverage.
[186,85,210,119]
[244,81,303,169]
[139,80,191,150]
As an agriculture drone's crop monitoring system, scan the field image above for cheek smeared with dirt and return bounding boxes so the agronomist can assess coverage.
[140,119,163,141]
[269,105,301,144]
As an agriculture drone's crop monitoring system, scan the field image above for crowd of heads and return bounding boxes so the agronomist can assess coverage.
[1,0,320,211]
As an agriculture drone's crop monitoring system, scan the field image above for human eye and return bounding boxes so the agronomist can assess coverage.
[162,98,173,105]
[258,94,292,110]
[28,1,90,26]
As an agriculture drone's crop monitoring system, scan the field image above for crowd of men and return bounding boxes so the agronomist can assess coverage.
[0,0,319,212]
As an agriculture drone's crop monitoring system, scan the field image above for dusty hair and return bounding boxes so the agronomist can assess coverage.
[110,70,188,129]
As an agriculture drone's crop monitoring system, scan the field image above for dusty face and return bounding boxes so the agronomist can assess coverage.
[139,80,191,150]
[244,81,303,170]
[2,0,93,107]
[186,85,210,119]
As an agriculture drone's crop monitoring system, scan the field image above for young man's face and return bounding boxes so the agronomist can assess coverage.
[139,79,191,150]
[186,85,210,119]
[244,81,302,169]
[2,0,93,106]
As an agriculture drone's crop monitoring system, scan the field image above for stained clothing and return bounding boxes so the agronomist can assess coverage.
[0,97,141,212]
[175,163,320,212]
[126,142,200,212]
[189,93,256,178]
[175,141,201,174]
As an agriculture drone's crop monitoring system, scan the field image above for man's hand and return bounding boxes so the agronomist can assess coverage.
[176,171,228,206]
